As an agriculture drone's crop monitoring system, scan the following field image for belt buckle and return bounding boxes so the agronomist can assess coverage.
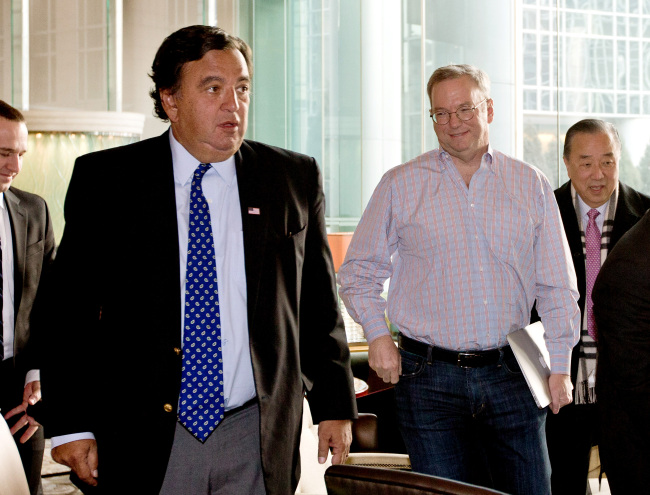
[457,352,480,368]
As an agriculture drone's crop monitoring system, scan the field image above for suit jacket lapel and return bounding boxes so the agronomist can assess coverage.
[235,141,270,326]
[4,190,26,313]
[136,132,182,346]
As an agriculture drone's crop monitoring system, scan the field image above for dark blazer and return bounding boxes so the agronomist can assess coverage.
[554,180,650,385]
[0,188,55,495]
[42,132,357,494]
[593,209,650,493]
[1,187,55,390]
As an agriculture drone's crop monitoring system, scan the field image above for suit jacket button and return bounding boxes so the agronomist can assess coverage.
[164,404,173,413]
[173,347,181,356]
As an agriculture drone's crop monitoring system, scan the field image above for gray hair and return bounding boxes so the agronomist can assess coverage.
[427,64,491,107]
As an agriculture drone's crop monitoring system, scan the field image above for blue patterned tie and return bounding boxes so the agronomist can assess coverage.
[178,163,224,442]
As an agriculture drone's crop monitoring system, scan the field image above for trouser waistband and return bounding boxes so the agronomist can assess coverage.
[224,398,258,419]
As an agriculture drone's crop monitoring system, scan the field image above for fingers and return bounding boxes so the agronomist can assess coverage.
[317,434,329,464]
[23,381,42,405]
[19,424,40,444]
[317,420,352,465]
[330,441,351,466]
[52,440,99,487]
[548,374,573,414]
[28,389,41,406]
[9,414,32,436]
[368,335,401,384]
[7,410,41,440]
[3,403,27,421]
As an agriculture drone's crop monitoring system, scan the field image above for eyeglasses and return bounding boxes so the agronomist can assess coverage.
[430,98,489,125]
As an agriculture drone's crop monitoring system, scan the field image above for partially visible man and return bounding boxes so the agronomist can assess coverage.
[0,100,56,495]
[338,64,580,495]
[593,209,650,494]
[41,26,356,495]
[546,119,650,494]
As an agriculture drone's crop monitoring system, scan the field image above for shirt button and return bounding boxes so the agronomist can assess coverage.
[483,300,488,305]
[163,404,173,413]
[470,203,475,207]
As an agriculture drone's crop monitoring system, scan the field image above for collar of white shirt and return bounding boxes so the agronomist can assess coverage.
[168,130,236,187]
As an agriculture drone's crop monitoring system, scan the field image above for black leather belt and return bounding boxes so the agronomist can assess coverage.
[398,333,514,368]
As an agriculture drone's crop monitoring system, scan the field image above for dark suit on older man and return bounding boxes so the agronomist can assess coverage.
[545,180,650,493]
[0,187,55,495]
[41,131,357,495]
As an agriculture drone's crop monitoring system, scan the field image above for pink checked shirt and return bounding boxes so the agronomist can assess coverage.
[338,147,580,374]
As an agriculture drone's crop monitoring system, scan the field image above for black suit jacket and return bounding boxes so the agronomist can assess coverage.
[1,188,55,405]
[592,209,650,492]
[554,180,650,385]
[42,132,357,494]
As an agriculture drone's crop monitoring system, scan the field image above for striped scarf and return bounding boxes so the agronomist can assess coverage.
[572,184,617,404]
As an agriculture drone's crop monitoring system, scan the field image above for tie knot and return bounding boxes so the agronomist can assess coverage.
[587,208,600,221]
[194,163,211,181]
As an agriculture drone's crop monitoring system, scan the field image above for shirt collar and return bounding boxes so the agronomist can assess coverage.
[484,145,496,173]
[436,144,495,174]
[575,187,610,219]
[169,129,237,187]
[0,192,5,210]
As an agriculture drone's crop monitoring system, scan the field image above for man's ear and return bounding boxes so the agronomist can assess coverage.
[160,89,179,123]
[486,98,494,124]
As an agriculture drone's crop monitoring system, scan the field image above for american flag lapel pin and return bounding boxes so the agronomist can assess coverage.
[248,207,260,215]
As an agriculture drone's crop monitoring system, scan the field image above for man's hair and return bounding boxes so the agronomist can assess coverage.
[563,119,621,158]
[0,100,25,123]
[149,25,253,121]
[426,64,491,107]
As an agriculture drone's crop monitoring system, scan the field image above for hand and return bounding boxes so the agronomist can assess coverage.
[51,439,99,487]
[368,335,401,384]
[3,381,42,443]
[548,373,573,414]
[23,380,42,406]
[317,419,352,465]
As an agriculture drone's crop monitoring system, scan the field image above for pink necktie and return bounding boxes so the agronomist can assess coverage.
[585,209,601,341]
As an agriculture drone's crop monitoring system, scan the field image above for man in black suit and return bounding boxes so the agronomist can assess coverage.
[0,100,56,494]
[546,119,650,494]
[42,26,357,494]
[593,209,650,494]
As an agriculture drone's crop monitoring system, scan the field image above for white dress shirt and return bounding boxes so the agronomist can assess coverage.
[576,194,608,233]
[170,131,256,410]
[52,131,256,447]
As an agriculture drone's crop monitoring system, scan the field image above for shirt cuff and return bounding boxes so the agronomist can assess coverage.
[51,432,96,448]
[362,318,392,343]
[25,369,39,387]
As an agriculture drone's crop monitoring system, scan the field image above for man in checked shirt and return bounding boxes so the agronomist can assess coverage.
[338,64,580,495]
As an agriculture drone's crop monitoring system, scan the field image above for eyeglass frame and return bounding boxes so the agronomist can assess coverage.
[429,97,490,125]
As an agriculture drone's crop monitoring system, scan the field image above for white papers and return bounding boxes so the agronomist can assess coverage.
[507,321,552,409]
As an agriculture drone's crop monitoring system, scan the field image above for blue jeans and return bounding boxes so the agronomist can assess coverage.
[395,347,551,495]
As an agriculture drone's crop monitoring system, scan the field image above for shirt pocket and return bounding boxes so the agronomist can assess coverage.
[484,195,536,265]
